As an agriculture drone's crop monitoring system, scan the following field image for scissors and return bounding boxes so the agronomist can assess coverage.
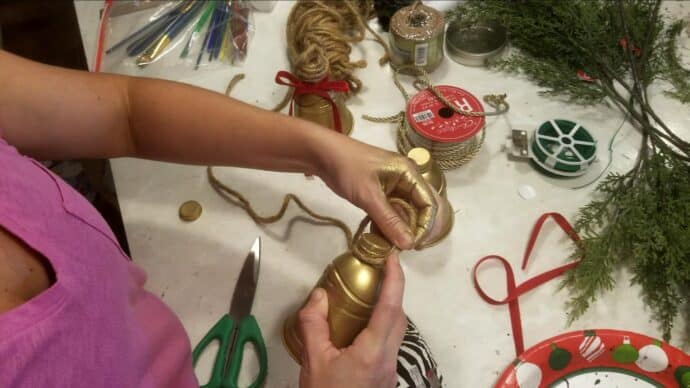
[193,237,268,388]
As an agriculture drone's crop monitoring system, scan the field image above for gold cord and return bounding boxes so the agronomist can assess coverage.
[363,65,509,170]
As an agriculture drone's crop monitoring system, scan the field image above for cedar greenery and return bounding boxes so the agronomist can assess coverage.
[448,0,690,341]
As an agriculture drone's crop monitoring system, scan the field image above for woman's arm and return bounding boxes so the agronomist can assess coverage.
[0,49,322,173]
[0,50,439,249]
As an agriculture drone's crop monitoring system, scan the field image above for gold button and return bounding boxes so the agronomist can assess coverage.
[179,200,202,222]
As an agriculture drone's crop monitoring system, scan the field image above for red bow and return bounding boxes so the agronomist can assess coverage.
[275,70,350,133]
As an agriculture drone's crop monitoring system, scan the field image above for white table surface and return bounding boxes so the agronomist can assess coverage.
[74,1,690,386]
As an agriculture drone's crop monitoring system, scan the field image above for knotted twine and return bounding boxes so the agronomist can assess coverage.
[268,0,392,114]
[363,65,510,170]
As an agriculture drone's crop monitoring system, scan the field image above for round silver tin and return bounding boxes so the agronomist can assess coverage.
[445,20,508,67]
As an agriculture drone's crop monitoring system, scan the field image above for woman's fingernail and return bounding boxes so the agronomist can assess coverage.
[311,288,325,301]
[397,229,414,248]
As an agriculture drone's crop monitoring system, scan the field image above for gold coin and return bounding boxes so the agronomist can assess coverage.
[179,200,202,222]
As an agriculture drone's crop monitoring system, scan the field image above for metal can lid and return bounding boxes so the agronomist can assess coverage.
[406,85,485,143]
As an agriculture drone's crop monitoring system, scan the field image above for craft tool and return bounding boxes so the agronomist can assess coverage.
[212,2,231,60]
[506,120,598,178]
[207,2,224,61]
[195,2,220,69]
[107,1,188,54]
[137,1,205,67]
[192,237,267,388]
[126,13,179,57]
[219,11,233,62]
[180,1,216,59]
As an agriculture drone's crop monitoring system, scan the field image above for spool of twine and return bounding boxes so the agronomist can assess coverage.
[389,0,445,73]
[364,66,509,170]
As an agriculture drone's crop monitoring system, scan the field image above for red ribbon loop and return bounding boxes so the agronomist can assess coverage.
[473,212,582,356]
[275,70,350,133]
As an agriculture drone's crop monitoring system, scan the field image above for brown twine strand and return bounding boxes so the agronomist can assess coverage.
[225,73,293,113]
[363,65,509,170]
[207,167,417,253]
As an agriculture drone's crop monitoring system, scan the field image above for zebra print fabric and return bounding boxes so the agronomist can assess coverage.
[396,318,443,388]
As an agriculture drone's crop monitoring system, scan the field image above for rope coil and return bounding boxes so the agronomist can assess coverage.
[364,65,509,170]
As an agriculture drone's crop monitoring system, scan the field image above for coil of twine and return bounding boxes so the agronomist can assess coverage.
[364,65,510,170]
[389,0,445,72]
[270,0,391,114]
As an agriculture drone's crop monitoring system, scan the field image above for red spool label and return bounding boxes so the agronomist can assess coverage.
[406,85,485,143]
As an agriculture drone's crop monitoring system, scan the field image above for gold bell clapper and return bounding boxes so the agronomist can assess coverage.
[275,70,354,136]
[283,233,393,362]
[408,147,446,197]
[370,147,454,248]
[406,147,454,248]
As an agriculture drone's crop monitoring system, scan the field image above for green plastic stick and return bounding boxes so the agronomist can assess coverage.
[181,1,216,58]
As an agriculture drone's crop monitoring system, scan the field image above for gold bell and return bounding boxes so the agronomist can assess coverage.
[294,93,354,136]
[407,147,454,248]
[407,147,446,197]
[283,233,393,363]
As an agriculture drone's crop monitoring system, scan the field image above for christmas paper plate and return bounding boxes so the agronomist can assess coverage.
[496,329,690,388]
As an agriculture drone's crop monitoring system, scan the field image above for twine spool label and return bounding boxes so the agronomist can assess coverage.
[389,3,445,72]
[406,85,485,143]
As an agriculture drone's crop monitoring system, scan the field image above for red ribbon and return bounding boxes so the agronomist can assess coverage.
[473,213,582,356]
[275,71,350,133]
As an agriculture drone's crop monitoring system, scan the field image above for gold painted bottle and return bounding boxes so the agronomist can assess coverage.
[283,233,393,363]
[294,92,354,136]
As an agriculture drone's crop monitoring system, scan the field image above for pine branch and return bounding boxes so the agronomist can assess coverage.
[453,0,690,341]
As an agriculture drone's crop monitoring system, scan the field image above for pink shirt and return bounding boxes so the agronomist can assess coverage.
[0,132,199,387]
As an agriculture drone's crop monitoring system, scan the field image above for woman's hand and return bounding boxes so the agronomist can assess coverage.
[313,132,438,250]
[297,254,407,388]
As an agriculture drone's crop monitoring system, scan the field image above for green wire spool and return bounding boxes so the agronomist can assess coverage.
[530,119,597,177]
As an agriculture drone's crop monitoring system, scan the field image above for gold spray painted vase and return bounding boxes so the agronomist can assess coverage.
[283,232,393,363]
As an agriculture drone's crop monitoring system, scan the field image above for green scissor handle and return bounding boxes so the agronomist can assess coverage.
[192,314,268,388]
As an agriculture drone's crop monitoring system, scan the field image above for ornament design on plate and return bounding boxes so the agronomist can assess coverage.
[635,340,669,373]
[676,366,690,387]
[579,330,606,362]
[548,344,572,371]
[515,361,542,388]
[612,336,639,364]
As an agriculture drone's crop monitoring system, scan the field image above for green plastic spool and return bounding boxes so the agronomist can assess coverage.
[531,119,597,177]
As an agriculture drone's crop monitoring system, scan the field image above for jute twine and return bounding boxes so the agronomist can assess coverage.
[363,65,510,170]
[266,0,392,113]
[286,0,389,89]
[208,167,417,260]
